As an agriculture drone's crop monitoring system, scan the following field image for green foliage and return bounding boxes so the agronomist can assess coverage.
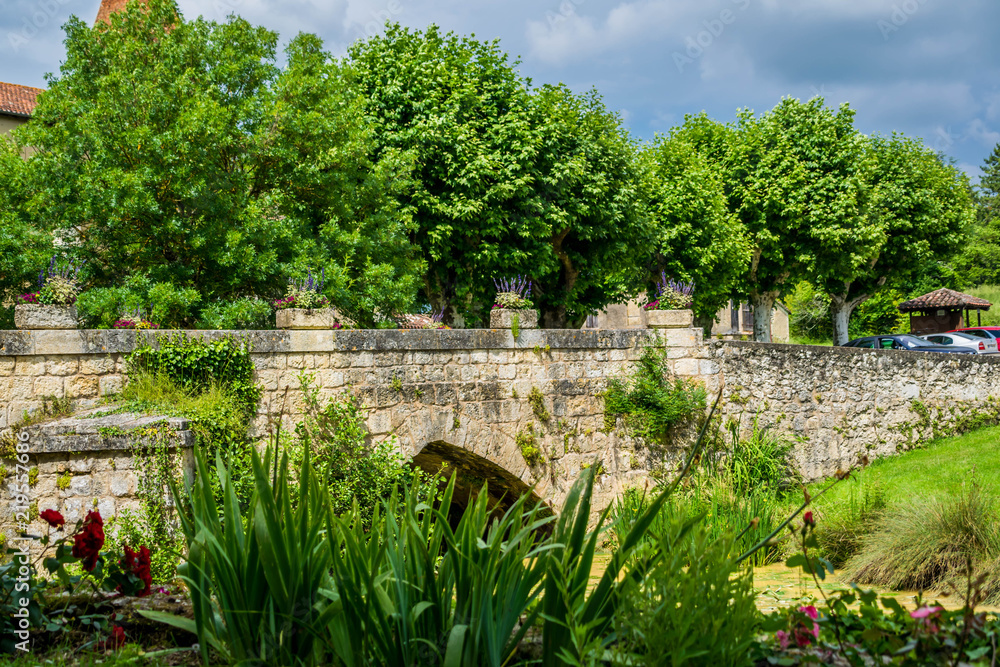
[516,424,543,466]
[348,25,649,327]
[77,274,200,329]
[604,344,706,444]
[0,139,52,315]
[787,281,832,340]
[957,142,1000,286]
[293,372,426,529]
[845,478,1000,603]
[642,119,751,327]
[849,287,908,338]
[126,334,260,414]
[197,296,274,330]
[614,517,758,666]
[814,472,889,567]
[529,386,551,422]
[21,0,422,326]
[510,312,520,339]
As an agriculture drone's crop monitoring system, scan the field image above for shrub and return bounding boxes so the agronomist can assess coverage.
[604,344,706,444]
[814,472,889,566]
[787,281,831,341]
[77,276,200,329]
[197,297,273,329]
[845,479,1000,602]
[615,516,758,666]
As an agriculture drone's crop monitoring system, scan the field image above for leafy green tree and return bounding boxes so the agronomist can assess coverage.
[820,135,972,344]
[524,85,650,327]
[958,143,1000,286]
[641,118,750,332]
[727,98,874,342]
[20,0,420,327]
[348,25,649,327]
[0,139,52,326]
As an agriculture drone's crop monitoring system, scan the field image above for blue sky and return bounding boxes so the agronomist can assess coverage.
[2,0,997,181]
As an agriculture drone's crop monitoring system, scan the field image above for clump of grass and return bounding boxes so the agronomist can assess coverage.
[815,473,889,566]
[845,479,1000,603]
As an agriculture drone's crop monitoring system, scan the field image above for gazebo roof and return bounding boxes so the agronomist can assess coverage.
[897,288,992,313]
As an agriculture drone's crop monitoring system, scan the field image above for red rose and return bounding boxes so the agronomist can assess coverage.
[39,509,65,528]
[72,510,105,572]
[803,511,815,527]
[100,624,126,650]
[119,544,153,597]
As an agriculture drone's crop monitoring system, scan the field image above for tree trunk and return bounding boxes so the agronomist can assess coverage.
[750,292,777,342]
[829,293,870,346]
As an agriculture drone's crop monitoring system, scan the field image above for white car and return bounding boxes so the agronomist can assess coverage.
[920,331,999,354]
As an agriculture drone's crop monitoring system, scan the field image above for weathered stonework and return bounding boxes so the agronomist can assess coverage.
[14,305,78,330]
[645,309,694,329]
[714,341,1000,481]
[490,309,539,330]
[0,327,716,533]
[3,409,193,547]
[275,308,339,330]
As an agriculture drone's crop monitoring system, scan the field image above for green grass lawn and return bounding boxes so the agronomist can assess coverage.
[809,425,1000,513]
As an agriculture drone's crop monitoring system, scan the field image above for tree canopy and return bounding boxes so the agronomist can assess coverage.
[18,0,421,327]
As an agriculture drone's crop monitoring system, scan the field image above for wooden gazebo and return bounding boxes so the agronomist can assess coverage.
[897,288,992,335]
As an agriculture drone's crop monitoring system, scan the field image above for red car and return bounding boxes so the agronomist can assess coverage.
[949,326,1000,341]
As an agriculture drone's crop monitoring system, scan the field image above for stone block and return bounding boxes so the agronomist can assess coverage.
[673,358,700,376]
[275,308,338,330]
[14,305,78,330]
[16,357,46,376]
[0,357,14,376]
[68,475,93,496]
[33,376,65,398]
[660,328,697,348]
[45,356,80,376]
[79,356,115,375]
[96,375,125,402]
[66,375,99,398]
[110,472,137,496]
[68,454,94,473]
[489,309,539,329]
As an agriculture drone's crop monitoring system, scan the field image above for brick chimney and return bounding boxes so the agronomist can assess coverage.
[95,0,147,25]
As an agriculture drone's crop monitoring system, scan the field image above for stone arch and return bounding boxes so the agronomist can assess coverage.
[411,440,552,521]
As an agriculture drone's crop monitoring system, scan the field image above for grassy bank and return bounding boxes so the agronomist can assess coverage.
[805,425,1000,603]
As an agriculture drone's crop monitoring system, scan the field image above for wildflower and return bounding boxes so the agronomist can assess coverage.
[71,510,105,571]
[911,605,942,634]
[776,629,790,650]
[39,509,65,528]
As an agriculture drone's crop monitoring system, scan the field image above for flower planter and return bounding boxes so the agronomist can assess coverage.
[14,304,78,330]
[645,309,693,329]
[276,308,338,330]
[490,308,538,330]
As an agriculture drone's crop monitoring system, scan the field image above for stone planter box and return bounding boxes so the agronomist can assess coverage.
[645,309,693,329]
[490,308,538,330]
[276,308,338,330]
[14,304,78,330]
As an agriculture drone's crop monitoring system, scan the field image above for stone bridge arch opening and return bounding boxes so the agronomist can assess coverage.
[410,440,552,527]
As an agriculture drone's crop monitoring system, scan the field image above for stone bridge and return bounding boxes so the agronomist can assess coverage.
[4,328,1000,535]
[0,326,716,530]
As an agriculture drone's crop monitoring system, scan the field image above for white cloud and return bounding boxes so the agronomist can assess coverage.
[966,118,1000,149]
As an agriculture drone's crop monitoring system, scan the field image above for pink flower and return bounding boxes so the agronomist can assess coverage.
[910,605,942,619]
[799,605,819,620]
[776,630,790,650]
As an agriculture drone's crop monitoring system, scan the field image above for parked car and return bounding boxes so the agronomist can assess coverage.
[920,331,999,354]
[950,326,1000,341]
[842,335,978,354]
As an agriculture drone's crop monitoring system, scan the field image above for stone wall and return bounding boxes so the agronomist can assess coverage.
[1,327,717,535]
[714,341,1000,481]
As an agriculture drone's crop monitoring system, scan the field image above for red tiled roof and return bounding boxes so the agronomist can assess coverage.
[0,81,42,117]
[898,288,992,313]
